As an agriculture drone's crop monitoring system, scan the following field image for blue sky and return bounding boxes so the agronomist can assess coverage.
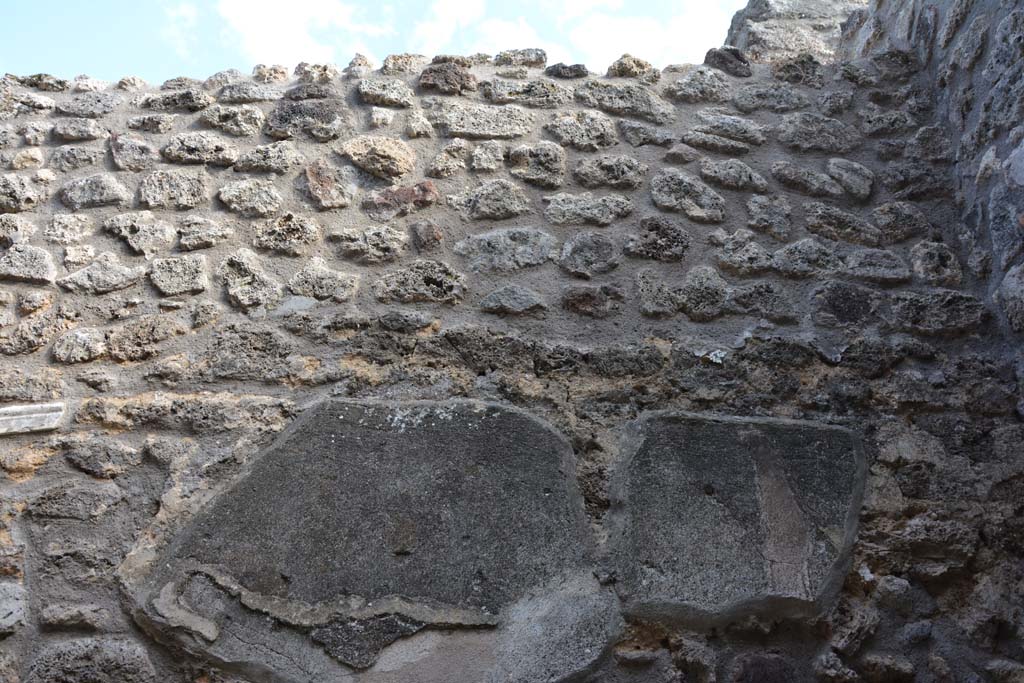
[0,0,747,83]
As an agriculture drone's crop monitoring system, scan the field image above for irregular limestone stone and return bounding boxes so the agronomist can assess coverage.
[340,135,415,179]
[618,120,675,147]
[481,78,572,108]
[746,194,792,241]
[102,211,176,259]
[681,130,750,155]
[59,174,130,210]
[664,66,730,103]
[357,79,415,107]
[454,227,556,272]
[481,285,547,315]
[563,283,625,318]
[770,161,844,198]
[804,202,881,246]
[0,244,55,284]
[52,117,105,141]
[694,110,767,145]
[607,53,660,82]
[573,155,648,189]
[301,159,358,209]
[777,112,860,153]
[826,158,874,200]
[149,254,208,296]
[137,170,207,210]
[700,158,768,192]
[57,252,146,294]
[218,82,279,104]
[711,228,773,275]
[544,110,618,151]
[733,83,809,112]
[609,412,864,625]
[329,224,407,264]
[49,146,104,172]
[508,141,566,188]
[53,327,107,363]
[161,132,239,166]
[558,231,619,279]
[233,141,304,174]
[200,104,265,137]
[679,265,730,321]
[218,179,282,217]
[575,80,673,123]
[543,192,633,226]
[1,173,47,212]
[139,88,213,111]
[362,181,440,221]
[253,213,320,256]
[127,114,177,132]
[454,179,530,220]
[56,92,122,117]
[107,313,189,361]
[426,140,470,178]
[373,260,466,303]
[381,54,428,74]
[177,216,233,251]
[545,63,589,79]
[430,103,533,139]
[650,169,726,223]
[0,214,36,245]
[218,249,282,311]
[625,216,691,262]
[110,133,159,171]
[287,257,359,301]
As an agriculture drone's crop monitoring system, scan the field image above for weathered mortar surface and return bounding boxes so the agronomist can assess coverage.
[0,7,1022,680]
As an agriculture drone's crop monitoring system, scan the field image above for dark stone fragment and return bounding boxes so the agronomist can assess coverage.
[618,120,674,147]
[545,63,589,79]
[265,99,352,140]
[284,83,339,100]
[311,614,424,669]
[608,412,864,626]
[732,653,798,683]
[772,53,823,86]
[418,62,478,94]
[562,284,624,318]
[704,46,752,77]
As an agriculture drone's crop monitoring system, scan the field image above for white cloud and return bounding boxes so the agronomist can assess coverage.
[555,0,624,23]
[216,0,393,68]
[411,0,487,57]
[161,2,199,61]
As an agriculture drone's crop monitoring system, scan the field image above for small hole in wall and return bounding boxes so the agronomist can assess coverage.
[703,483,715,495]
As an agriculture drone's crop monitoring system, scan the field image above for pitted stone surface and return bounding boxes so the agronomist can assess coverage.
[609,412,864,625]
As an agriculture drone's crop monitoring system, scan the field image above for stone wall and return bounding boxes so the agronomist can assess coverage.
[0,20,1021,683]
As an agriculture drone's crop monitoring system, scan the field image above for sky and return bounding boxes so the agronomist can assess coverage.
[0,0,747,84]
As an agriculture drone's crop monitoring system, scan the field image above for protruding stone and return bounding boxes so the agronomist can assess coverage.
[804,202,881,246]
[826,158,875,200]
[575,80,673,123]
[543,192,633,226]
[218,179,283,217]
[357,79,415,108]
[57,252,145,294]
[330,224,407,264]
[362,181,440,221]
[103,211,176,259]
[558,231,619,279]
[544,110,618,151]
[374,260,466,303]
[609,412,864,625]
[52,117,105,142]
[137,170,207,210]
[625,216,691,261]
[508,141,566,188]
[56,92,122,117]
[573,155,648,189]
[218,249,282,311]
[871,202,929,245]
[650,169,726,223]
[418,62,478,94]
[746,194,792,241]
[770,161,844,198]
[454,179,530,220]
[777,113,860,153]
[110,133,159,171]
[200,104,266,137]
[253,213,320,256]
[664,66,730,103]
[0,244,55,284]
[287,257,359,301]
[340,135,415,179]
[234,141,304,174]
[704,46,752,77]
[481,285,547,315]
[59,174,130,210]
[454,227,555,271]
[910,241,962,286]
[265,99,351,140]
[150,254,208,295]
[161,132,239,166]
[482,78,572,108]
[700,158,768,192]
